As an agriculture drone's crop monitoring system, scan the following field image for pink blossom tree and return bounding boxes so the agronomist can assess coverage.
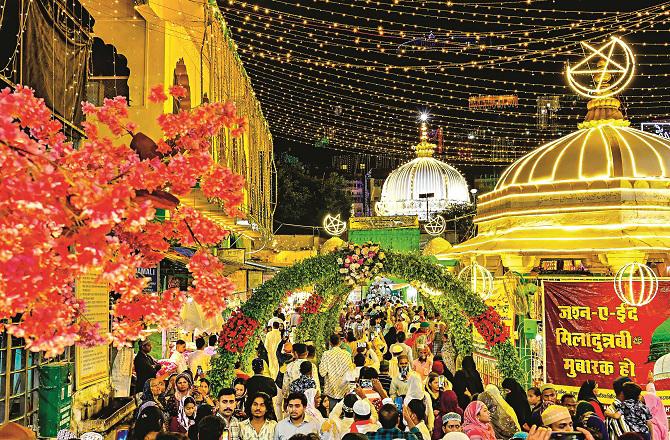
[0,84,247,356]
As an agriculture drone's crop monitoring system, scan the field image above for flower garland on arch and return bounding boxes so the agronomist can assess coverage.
[297,292,323,315]
[218,309,259,353]
[337,242,385,285]
[470,306,510,349]
[208,248,524,392]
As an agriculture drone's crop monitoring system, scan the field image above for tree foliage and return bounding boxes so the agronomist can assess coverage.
[275,154,353,228]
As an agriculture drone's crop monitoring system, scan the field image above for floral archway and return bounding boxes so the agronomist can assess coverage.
[210,243,523,391]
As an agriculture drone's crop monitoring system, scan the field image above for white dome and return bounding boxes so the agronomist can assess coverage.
[654,353,670,381]
[375,152,470,221]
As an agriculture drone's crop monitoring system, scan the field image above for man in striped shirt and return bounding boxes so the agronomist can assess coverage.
[606,376,632,440]
[320,334,354,412]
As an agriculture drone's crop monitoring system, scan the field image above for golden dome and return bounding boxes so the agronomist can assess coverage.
[495,124,670,191]
[437,40,670,263]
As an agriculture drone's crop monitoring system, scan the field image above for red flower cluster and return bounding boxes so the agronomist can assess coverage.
[0,84,246,355]
[298,293,323,315]
[219,309,259,353]
[471,306,509,348]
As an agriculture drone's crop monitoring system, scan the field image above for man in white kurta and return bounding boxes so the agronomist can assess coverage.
[265,322,282,379]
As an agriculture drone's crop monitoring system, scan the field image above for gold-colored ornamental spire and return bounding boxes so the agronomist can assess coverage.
[566,37,634,129]
[415,121,437,157]
[579,59,629,129]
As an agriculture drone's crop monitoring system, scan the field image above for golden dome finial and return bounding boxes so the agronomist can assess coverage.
[566,37,635,129]
[415,121,436,157]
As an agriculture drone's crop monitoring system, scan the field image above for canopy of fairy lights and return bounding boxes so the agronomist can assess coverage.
[375,123,470,220]
[220,2,670,165]
[437,37,670,269]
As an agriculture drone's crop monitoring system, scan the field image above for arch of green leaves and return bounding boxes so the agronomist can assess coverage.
[210,246,522,391]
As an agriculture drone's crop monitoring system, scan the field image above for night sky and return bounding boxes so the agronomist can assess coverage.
[219,0,670,178]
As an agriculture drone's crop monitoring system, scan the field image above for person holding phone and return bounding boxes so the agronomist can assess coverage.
[366,403,421,440]
[538,405,596,440]
[390,355,411,399]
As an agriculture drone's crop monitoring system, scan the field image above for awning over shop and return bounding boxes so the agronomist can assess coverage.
[179,187,262,239]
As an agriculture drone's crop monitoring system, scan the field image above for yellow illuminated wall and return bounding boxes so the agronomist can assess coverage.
[81,0,273,231]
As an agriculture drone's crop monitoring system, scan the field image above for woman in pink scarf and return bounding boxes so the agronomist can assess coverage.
[462,401,496,440]
[644,392,669,440]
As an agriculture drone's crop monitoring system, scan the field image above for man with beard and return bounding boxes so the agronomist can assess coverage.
[240,392,277,440]
[527,384,557,429]
[390,355,411,399]
[134,339,161,394]
[411,345,433,382]
[217,387,241,440]
[273,392,321,440]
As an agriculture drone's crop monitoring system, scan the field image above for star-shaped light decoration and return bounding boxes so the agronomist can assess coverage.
[424,214,447,236]
[323,213,347,236]
[566,36,635,99]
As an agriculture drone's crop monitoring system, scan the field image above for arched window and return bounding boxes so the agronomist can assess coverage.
[86,37,130,105]
[172,58,191,113]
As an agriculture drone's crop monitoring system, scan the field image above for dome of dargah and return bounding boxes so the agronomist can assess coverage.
[376,124,470,221]
[495,99,670,190]
[440,41,670,260]
[648,317,670,362]
[654,352,670,381]
[479,88,670,225]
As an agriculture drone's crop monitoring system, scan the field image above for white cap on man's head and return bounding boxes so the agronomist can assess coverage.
[443,433,469,440]
[353,400,371,416]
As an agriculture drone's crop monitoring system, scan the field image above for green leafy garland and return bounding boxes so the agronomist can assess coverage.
[209,253,339,391]
[382,253,523,381]
[209,247,523,392]
[419,290,474,357]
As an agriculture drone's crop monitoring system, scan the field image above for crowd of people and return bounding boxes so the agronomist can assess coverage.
[125,299,670,440]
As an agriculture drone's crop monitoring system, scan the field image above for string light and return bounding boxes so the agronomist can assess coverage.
[48,0,670,163]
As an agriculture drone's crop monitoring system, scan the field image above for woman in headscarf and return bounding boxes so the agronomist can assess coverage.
[169,396,196,433]
[384,326,398,349]
[139,377,169,423]
[478,384,520,440]
[456,356,484,395]
[166,373,193,417]
[502,378,531,429]
[233,377,248,419]
[577,380,605,420]
[404,371,435,431]
[644,392,669,440]
[462,401,497,440]
[432,390,463,440]
[575,401,608,440]
[426,373,443,414]
[305,388,325,423]
[164,373,178,396]
[451,367,471,411]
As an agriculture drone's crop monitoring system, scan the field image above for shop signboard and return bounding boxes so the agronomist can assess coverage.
[641,121,670,139]
[75,270,110,388]
[136,266,158,292]
[544,280,670,412]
